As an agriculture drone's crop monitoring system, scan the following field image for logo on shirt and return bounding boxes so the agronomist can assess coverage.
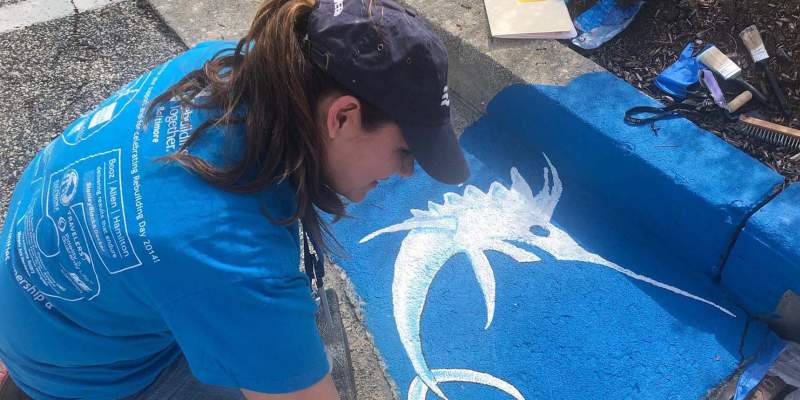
[440,85,450,107]
[334,0,343,16]
[59,169,79,206]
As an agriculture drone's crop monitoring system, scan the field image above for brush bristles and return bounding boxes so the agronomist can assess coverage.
[735,124,800,150]
[698,46,742,79]
[739,25,769,62]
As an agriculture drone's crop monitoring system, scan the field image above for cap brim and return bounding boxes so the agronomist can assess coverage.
[399,119,470,185]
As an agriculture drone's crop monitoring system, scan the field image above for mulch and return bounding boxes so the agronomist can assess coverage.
[566,0,800,183]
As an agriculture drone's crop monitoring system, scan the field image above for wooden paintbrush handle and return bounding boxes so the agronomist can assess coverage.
[762,63,793,117]
[728,91,753,113]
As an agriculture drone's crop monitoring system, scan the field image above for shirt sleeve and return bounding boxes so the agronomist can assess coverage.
[158,275,330,393]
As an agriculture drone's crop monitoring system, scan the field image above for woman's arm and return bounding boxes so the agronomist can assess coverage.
[241,373,339,400]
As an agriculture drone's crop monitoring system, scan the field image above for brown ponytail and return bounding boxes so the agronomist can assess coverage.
[147,0,391,255]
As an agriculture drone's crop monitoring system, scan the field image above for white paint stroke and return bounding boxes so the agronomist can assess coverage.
[0,0,122,34]
[408,369,525,400]
[361,155,736,400]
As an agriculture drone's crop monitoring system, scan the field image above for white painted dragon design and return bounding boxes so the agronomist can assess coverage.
[360,155,735,400]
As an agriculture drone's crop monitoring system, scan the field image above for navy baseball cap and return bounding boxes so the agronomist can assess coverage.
[305,0,470,184]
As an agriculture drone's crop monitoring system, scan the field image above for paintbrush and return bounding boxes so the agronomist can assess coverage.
[740,25,793,117]
[697,45,768,104]
[730,114,800,150]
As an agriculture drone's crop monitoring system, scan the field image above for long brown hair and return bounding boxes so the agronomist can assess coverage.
[148,0,391,254]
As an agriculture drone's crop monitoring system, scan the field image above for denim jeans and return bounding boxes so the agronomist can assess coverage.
[125,354,245,400]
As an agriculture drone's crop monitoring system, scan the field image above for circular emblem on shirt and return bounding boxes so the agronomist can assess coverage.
[59,169,79,206]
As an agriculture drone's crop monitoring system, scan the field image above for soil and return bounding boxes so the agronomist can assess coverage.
[566,0,800,183]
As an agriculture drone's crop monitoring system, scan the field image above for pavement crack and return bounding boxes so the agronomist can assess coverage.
[53,0,83,65]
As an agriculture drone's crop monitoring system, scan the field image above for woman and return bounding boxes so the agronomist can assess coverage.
[0,0,469,398]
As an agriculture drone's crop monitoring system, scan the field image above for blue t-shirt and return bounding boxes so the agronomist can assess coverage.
[0,41,329,400]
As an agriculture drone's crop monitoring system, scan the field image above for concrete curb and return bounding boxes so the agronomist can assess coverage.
[461,76,784,277]
[722,183,800,339]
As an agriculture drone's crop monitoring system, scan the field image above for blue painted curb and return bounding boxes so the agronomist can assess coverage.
[327,72,786,399]
[722,183,800,317]
[461,72,784,278]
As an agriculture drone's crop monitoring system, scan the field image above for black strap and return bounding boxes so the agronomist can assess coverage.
[302,229,325,290]
[624,103,703,125]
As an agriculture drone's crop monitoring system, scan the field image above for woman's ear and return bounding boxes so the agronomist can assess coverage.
[325,95,362,140]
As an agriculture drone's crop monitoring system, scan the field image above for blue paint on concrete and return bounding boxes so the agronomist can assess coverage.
[722,183,800,316]
[461,73,783,277]
[333,161,748,398]
[329,73,782,399]
[334,152,748,398]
